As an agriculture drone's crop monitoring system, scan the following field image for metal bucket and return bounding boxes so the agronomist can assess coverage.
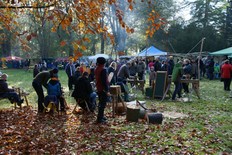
[139,109,146,119]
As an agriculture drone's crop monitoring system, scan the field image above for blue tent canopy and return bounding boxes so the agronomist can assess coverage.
[137,46,167,57]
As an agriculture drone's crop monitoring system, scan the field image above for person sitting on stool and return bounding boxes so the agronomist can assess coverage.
[0,73,24,106]
[46,74,65,112]
[72,72,97,112]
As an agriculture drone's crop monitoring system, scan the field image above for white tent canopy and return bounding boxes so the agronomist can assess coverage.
[88,54,109,62]
[137,46,167,57]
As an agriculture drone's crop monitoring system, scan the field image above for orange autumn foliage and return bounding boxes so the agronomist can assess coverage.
[0,0,165,50]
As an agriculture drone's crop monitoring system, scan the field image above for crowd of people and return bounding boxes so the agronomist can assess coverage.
[1,54,231,123]
[60,55,232,103]
[24,55,232,114]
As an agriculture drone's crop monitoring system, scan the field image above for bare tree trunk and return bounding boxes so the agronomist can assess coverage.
[91,37,98,55]
[68,27,74,57]
[203,0,210,28]
[100,17,105,54]
[1,40,11,56]
[1,30,12,56]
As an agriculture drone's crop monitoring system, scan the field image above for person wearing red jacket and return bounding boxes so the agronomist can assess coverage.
[94,57,110,123]
[221,60,232,91]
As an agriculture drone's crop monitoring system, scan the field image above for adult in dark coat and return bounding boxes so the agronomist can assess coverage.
[205,56,214,80]
[72,72,96,111]
[137,60,146,80]
[129,61,137,76]
[89,63,96,82]
[117,61,131,101]
[206,57,215,80]
[32,68,58,113]
[33,64,40,78]
[117,62,130,81]
[65,59,76,90]
[72,67,81,85]
[168,56,175,75]
[153,57,161,72]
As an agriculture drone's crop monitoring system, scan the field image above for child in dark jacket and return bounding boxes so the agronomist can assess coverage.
[46,74,65,111]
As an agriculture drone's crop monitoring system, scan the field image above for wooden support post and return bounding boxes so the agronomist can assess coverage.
[110,85,125,117]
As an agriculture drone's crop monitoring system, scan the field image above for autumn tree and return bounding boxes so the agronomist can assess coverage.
[166,0,228,54]
[104,2,123,55]
[0,0,167,59]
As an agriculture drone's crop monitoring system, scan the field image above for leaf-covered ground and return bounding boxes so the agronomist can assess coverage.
[0,69,231,154]
[0,102,231,154]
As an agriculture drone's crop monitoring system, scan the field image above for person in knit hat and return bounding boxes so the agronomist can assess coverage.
[94,57,110,123]
[32,68,59,113]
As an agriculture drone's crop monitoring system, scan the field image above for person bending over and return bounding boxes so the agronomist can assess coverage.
[32,68,58,113]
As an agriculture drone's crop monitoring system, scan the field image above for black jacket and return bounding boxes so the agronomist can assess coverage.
[72,76,93,100]
[0,80,14,93]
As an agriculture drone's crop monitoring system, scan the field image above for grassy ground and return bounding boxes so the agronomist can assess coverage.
[0,69,231,154]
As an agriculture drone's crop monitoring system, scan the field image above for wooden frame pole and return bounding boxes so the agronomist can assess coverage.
[198,38,205,79]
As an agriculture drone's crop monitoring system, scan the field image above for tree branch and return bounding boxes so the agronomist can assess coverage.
[0,3,55,9]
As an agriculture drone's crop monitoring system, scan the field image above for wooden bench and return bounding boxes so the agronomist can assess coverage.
[180,79,200,99]
[161,78,200,102]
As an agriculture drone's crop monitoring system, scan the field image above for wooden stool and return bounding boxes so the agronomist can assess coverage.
[109,85,126,117]
[72,98,90,113]
[12,87,30,109]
